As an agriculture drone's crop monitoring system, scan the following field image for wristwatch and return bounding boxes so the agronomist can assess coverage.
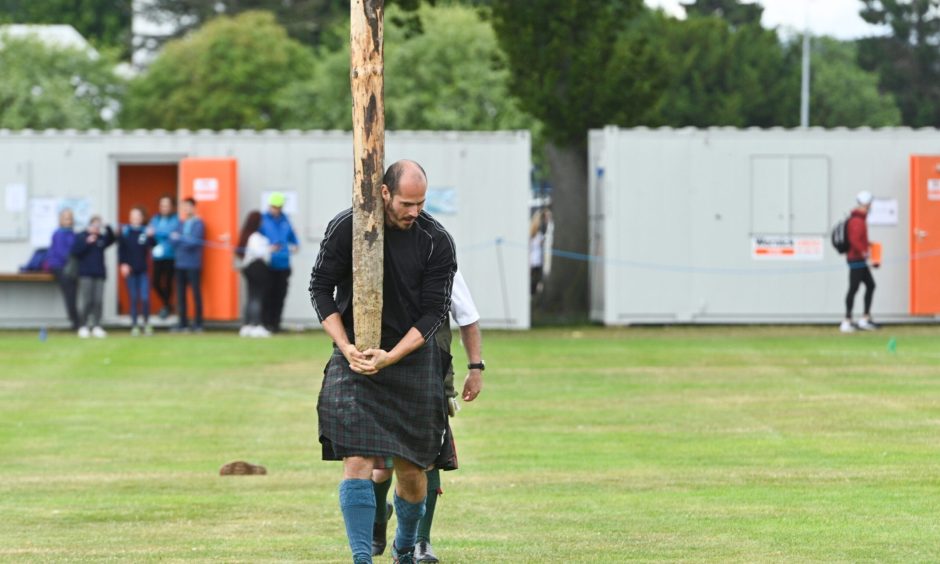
[467,361,485,371]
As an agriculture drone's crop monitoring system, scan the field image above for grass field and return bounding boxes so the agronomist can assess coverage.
[2,326,940,562]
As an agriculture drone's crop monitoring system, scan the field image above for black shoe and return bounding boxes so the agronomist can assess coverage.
[372,502,393,556]
[392,543,416,564]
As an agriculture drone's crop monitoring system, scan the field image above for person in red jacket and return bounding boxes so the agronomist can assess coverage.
[841,191,878,332]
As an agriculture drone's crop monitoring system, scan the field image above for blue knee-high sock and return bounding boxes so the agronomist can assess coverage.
[393,491,426,553]
[339,479,375,562]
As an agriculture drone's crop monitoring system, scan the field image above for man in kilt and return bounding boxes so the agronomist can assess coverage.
[309,160,457,564]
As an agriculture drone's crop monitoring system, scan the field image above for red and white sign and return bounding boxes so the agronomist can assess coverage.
[751,235,824,261]
[193,177,219,201]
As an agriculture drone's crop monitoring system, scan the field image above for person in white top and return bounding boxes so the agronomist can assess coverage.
[236,211,272,337]
[371,270,484,562]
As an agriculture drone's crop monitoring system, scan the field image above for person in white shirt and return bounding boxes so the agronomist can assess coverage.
[236,211,272,337]
[371,270,484,562]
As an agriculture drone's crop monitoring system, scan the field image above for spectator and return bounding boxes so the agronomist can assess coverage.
[46,208,80,330]
[119,207,156,336]
[70,215,115,338]
[170,197,205,333]
[259,192,298,333]
[148,196,180,319]
[529,210,545,295]
[841,191,879,333]
[236,210,272,338]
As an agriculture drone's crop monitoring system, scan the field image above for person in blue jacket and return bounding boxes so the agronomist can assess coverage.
[259,192,298,334]
[70,215,116,338]
[148,196,180,319]
[119,207,156,336]
[46,208,80,330]
[170,197,205,333]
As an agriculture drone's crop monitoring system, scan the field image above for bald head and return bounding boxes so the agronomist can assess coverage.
[383,160,427,196]
[382,160,428,230]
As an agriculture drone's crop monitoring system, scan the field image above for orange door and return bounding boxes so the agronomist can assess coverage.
[910,155,940,315]
[116,164,178,316]
[178,158,239,321]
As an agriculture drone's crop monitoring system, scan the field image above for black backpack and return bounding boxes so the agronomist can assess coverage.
[831,218,849,254]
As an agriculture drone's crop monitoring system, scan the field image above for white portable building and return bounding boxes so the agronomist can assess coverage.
[589,126,940,325]
[0,129,531,329]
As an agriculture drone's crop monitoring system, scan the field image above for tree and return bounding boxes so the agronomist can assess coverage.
[857,0,940,126]
[641,9,798,127]
[137,0,433,51]
[806,36,901,128]
[275,3,536,132]
[0,0,132,55]
[0,34,124,129]
[121,11,316,130]
[681,0,762,27]
[490,0,663,317]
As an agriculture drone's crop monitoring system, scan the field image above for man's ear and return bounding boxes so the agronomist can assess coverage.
[381,185,390,203]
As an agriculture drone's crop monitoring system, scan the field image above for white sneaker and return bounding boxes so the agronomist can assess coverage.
[91,326,107,338]
[857,318,879,331]
[239,325,252,337]
[250,325,271,338]
[77,326,90,339]
[415,540,439,563]
[840,320,856,333]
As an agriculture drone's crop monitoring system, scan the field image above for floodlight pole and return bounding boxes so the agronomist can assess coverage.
[800,32,811,128]
[350,0,385,351]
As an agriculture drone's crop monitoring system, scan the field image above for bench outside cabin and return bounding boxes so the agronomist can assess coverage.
[0,271,65,328]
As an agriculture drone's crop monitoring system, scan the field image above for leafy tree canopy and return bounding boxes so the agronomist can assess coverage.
[857,0,940,126]
[121,11,315,130]
[275,3,537,133]
[490,0,662,148]
[0,0,132,55]
[0,34,125,129]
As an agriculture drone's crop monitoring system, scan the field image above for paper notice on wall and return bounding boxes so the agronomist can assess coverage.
[928,179,940,201]
[260,190,298,216]
[29,197,60,248]
[193,178,219,201]
[4,183,26,213]
[868,198,898,226]
[751,235,824,261]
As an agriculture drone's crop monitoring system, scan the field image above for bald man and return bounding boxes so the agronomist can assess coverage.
[310,160,457,564]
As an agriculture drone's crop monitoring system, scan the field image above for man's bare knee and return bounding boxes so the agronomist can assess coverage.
[392,458,427,503]
[372,468,393,483]
[343,456,375,480]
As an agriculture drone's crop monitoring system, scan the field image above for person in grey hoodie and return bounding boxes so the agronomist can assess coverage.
[170,197,205,332]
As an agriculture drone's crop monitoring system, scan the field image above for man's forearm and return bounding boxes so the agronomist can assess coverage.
[387,327,426,364]
[459,322,482,363]
[321,313,351,348]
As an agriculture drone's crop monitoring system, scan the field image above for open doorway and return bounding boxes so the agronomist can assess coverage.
[116,163,178,317]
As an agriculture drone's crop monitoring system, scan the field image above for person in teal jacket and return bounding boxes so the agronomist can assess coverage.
[148,196,180,319]
[259,192,298,333]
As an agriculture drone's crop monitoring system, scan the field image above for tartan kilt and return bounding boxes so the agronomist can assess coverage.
[318,340,449,468]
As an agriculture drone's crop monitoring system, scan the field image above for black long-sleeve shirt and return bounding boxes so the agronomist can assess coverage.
[309,208,458,350]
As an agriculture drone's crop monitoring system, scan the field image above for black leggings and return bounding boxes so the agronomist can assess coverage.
[846,263,875,318]
[242,260,269,326]
[262,268,290,332]
[152,260,175,310]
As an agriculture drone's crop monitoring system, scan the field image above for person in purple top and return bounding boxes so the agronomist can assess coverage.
[46,208,79,330]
